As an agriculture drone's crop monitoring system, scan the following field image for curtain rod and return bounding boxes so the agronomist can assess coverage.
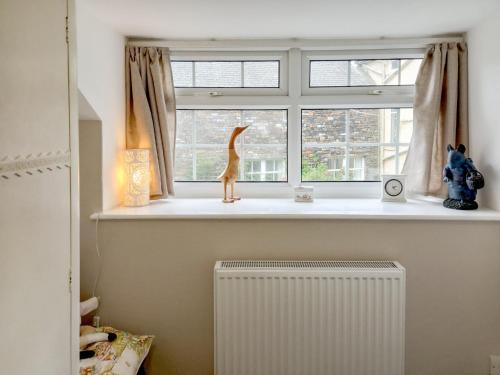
[126,36,465,51]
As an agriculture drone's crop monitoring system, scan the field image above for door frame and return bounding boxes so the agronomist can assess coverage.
[67,0,80,373]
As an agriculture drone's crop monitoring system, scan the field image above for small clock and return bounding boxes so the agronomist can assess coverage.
[381,175,407,202]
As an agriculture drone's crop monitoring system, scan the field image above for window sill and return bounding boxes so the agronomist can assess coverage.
[91,198,500,221]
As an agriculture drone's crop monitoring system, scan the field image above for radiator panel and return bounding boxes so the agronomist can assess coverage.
[214,261,405,375]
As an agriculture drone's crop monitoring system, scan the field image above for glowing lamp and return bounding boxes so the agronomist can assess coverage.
[124,149,150,207]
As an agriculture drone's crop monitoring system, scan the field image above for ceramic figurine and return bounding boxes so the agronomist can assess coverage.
[218,126,248,203]
[443,144,484,210]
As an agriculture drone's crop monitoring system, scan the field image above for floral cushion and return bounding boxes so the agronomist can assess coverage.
[79,327,154,375]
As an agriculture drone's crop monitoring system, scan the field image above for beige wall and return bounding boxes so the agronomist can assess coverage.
[80,218,500,375]
[468,7,500,210]
[76,0,126,209]
[0,0,73,373]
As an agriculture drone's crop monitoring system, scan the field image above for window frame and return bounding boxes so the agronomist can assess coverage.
[174,108,289,183]
[172,48,424,199]
[300,107,413,183]
[301,49,423,96]
[171,51,288,96]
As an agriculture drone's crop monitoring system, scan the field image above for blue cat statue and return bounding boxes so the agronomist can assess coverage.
[443,144,484,210]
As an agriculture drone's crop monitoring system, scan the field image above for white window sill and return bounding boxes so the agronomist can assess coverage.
[91,198,500,221]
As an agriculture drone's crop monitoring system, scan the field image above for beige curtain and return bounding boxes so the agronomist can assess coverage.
[403,42,468,197]
[126,47,176,198]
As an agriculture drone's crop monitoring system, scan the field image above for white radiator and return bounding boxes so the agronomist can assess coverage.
[214,260,405,375]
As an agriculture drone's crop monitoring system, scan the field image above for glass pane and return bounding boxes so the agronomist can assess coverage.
[398,146,409,173]
[174,147,194,181]
[242,146,287,181]
[174,110,287,182]
[302,146,346,181]
[400,59,422,85]
[301,107,413,182]
[350,60,399,86]
[399,108,414,143]
[348,146,379,181]
[194,61,242,87]
[381,146,397,175]
[176,110,195,144]
[302,109,347,144]
[243,61,279,87]
[310,61,349,87]
[171,61,193,87]
[242,110,287,144]
[349,109,381,143]
[195,148,226,181]
[194,110,242,144]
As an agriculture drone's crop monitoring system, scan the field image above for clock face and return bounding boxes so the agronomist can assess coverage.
[385,179,403,197]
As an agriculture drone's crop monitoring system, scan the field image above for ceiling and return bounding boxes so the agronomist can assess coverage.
[83,0,499,39]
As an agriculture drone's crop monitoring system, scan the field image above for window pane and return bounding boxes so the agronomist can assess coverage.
[194,62,242,87]
[350,60,399,86]
[349,109,381,143]
[243,61,279,87]
[399,108,414,143]
[171,61,193,87]
[174,147,194,181]
[398,146,409,173]
[349,146,379,180]
[302,146,346,181]
[310,61,349,87]
[194,110,242,144]
[242,146,287,181]
[381,146,397,175]
[195,148,226,181]
[175,109,287,182]
[400,59,422,85]
[301,108,412,182]
[309,58,422,87]
[176,110,195,144]
[302,109,347,144]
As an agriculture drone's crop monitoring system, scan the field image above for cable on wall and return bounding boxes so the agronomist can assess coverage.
[92,213,103,298]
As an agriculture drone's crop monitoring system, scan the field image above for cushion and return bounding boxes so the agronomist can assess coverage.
[79,326,154,375]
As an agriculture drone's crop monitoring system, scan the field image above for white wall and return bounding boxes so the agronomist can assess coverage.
[468,7,500,210]
[76,1,126,209]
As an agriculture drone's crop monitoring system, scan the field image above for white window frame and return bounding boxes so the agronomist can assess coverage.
[301,49,423,96]
[172,51,288,97]
[173,47,425,199]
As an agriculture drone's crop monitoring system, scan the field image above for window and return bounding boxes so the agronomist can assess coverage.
[309,59,422,87]
[172,61,280,88]
[171,51,287,96]
[175,109,287,182]
[172,48,423,197]
[302,108,412,182]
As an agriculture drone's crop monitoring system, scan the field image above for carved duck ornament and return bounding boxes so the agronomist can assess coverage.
[218,126,248,203]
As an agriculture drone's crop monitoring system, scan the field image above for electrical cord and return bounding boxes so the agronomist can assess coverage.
[92,214,102,297]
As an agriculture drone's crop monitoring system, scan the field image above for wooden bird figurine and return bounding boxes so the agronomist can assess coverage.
[218,126,248,203]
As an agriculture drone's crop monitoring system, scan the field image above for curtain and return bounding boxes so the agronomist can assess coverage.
[403,42,468,197]
[125,47,176,198]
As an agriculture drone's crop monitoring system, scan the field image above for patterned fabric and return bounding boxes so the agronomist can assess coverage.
[79,327,154,375]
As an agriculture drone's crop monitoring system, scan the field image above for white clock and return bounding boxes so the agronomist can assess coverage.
[381,175,407,202]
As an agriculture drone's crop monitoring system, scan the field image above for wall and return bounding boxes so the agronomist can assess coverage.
[0,0,73,373]
[82,219,500,375]
[76,0,126,209]
[468,7,500,210]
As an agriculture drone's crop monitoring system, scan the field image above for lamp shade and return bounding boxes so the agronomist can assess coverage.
[124,149,150,207]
